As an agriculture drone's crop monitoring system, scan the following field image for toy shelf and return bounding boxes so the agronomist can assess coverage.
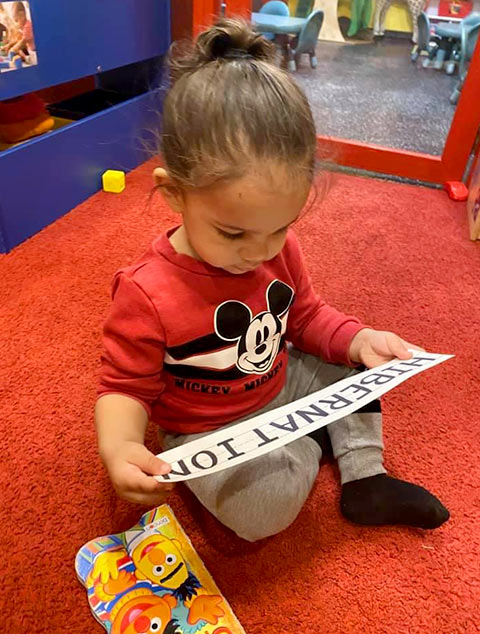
[0,0,170,100]
[0,0,170,252]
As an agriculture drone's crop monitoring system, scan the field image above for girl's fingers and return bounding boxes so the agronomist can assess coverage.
[118,465,174,495]
[360,333,425,369]
[385,334,411,359]
[117,474,174,506]
[129,444,171,476]
[131,472,174,494]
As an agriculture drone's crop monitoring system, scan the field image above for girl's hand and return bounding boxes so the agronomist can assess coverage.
[101,441,174,506]
[349,328,424,369]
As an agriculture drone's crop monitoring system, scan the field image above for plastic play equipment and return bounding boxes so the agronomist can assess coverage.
[412,10,480,101]
[348,0,373,37]
[411,11,436,63]
[432,12,480,73]
[287,9,324,70]
[259,0,290,40]
[450,17,480,103]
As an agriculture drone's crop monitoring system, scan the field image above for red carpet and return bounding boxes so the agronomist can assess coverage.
[2,160,479,633]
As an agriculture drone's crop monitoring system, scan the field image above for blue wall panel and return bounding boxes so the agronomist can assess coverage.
[0,91,163,251]
[0,0,170,100]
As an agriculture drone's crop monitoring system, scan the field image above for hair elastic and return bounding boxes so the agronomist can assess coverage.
[223,48,253,61]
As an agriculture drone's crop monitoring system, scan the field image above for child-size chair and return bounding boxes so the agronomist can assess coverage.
[450,19,480,104]
[432,12,480,73]
[411,11,439,64]
[259,0,290,41]
[287,9,324,71]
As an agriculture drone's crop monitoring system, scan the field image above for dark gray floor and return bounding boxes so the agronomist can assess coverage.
[294,36,458,156]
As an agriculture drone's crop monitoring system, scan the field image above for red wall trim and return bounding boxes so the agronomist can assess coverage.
[316,137,445,183]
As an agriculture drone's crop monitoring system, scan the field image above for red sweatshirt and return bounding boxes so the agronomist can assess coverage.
[97,228,366,434]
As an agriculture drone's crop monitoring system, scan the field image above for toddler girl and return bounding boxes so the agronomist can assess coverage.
[96,18,449,542]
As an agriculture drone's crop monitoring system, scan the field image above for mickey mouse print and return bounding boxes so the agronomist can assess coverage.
[163,280,294,381]
[215,280,294,374]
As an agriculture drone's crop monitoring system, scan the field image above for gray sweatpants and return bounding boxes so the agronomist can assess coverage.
[163,347,386,542]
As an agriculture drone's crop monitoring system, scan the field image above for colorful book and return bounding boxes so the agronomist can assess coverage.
[75,505,245,634]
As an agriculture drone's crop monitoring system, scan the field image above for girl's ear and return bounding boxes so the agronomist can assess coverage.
[153,167,185,214]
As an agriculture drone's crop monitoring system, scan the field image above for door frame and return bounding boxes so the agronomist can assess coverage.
[186,0,480,184]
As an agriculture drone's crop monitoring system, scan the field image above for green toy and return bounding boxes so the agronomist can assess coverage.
[348,0,372,37]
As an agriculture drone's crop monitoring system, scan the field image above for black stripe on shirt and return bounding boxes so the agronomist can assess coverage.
[163,363,245,381]
[166,332,231,360]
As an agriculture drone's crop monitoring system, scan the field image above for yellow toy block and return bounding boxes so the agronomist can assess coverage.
[102,169,125,193]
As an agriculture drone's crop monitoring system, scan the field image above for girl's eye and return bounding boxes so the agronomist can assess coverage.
[216,226,288,241]
[216,228,244,240]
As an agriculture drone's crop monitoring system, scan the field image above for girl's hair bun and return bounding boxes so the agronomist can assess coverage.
[198,18,275,63]
[162,16,317,189]
[169,18,275,82]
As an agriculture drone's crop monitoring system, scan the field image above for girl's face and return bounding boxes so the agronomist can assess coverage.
[167,167,311,274]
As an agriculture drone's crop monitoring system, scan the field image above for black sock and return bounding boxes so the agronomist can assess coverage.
[341,474,450,529]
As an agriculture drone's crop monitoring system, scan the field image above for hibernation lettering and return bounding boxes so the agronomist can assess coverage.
[159,354,451,481]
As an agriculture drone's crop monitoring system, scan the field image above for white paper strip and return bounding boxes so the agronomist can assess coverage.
[155,351,452,483]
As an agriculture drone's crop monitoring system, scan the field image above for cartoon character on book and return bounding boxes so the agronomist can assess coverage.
[76,506,242,634]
